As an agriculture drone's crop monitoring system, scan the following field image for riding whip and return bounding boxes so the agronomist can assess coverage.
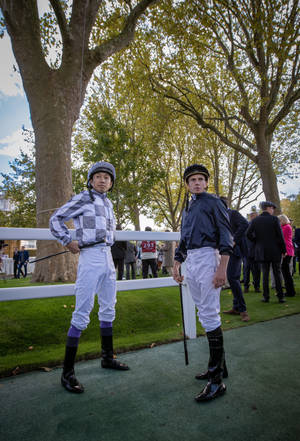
[30,239,105,264]
[179,267,189,365]
[30,250,69,264]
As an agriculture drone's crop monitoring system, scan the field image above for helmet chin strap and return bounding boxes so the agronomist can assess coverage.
[185,191,190,211]
[87,180,95,201]
[88,187,95,201]
[184,181,191,211]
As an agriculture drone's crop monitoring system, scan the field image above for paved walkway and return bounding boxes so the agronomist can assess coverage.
[1,314,300,441]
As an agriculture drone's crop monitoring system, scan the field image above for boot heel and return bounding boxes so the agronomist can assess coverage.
[223,361,228,378]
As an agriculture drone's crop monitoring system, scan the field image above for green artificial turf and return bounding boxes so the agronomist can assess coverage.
[0,274,299,376]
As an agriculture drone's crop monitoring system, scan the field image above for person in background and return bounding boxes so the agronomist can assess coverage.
[162,230,176,276]
[293,227,300,275]
[292,226,297,275]
[157,246,164,272]
[220,197,250,322]
[246,201,286,303]
[111,224,127,280]
[136,244,142,276]
[17,246,29,278]
[125,240,137,280]
[244,212,261,293]
[13,247,20,279]
[141,227,158,278]
[278,214,296,297]
[0,241,5,273]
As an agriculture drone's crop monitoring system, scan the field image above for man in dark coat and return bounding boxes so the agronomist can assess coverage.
[13,247,20,278]
[111,225,127,281]
[294,227,300,275]
[17,246,29,278]
[244,212,261,293]
[246,201,286,303]
[220,197,250,322]
[125,241,137,280]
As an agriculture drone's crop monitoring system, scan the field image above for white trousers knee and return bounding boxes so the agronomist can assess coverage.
[185,247,221,333]
[71,246,116,330]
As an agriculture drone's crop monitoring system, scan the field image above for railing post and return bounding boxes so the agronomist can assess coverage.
[180,262,196,339]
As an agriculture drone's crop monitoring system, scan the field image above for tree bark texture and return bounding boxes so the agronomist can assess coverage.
[256,135,281,212]
[0,0,157,281]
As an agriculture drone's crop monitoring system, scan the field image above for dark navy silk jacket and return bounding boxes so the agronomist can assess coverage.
[175,192,233,263]
[227,208,249,258]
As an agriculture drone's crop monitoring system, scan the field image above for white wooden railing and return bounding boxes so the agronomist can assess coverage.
[0,228,196,338]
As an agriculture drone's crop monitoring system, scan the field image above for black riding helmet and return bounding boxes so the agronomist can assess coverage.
[183,164,210,183]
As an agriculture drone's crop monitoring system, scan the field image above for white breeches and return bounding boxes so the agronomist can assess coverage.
[71,246,116,330]
[185,247,221,333]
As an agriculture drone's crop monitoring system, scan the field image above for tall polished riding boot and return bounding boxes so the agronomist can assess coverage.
[195,357,228,380]
[195,324,228,380]
[61,337,84,393]
[195,327,226,402]
[100,331,129,370]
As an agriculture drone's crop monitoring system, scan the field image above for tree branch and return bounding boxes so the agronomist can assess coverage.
[89,0,158,67]
[268,87,300,134]
[49,0,70,45]
[0,0,51,86]
[150,74,258,162]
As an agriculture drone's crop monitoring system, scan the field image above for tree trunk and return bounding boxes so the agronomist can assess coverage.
[211,144,220,196]
[132,206,141,231]
[256,136,281,213]
[31,81,81,282]
[227,150,239,206]
[31,127,79,282]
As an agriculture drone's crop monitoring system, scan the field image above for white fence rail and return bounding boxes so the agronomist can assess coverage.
[0,227,180,241]
[0,228,196,338]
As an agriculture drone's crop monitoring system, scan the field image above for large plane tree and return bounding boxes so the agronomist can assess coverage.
[147,0,300,210]
[0,0,158,282]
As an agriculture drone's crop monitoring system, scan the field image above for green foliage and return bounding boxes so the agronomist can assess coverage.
[138,0,299,207]
[74,103,163,227]
[34,0,133,69]
[281,193,300,227]
[0,130,36,227]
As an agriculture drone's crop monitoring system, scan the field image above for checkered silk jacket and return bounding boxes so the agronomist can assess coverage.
[49,190,115,247]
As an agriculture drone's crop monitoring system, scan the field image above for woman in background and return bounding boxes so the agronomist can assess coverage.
[278,214,296,297]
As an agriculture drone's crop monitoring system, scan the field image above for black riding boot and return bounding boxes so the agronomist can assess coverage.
[195,327,226,402]
[101,334,129,370]
[195,358,228,380]
[61,337,84,393]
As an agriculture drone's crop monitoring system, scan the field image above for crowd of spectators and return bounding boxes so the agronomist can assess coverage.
[111,210,299,302]
[111,226,176,280]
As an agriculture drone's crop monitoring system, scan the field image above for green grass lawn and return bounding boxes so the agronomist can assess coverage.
[0,274,299,377]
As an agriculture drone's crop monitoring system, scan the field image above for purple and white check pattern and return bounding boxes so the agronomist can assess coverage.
[50,190,115,247]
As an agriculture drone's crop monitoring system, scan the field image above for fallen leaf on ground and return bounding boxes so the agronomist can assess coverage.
[40,367,53,372]
[12,366,20,375]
